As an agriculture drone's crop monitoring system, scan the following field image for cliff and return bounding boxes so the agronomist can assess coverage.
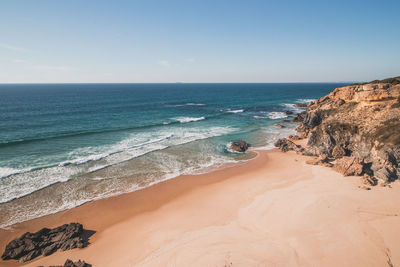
[277,76,400,185]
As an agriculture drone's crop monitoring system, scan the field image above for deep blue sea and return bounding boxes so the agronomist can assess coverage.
[0,83,345,227]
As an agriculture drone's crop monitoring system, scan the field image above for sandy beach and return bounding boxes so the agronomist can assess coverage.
[1,148,400,267]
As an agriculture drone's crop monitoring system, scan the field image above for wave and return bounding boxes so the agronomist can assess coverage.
[253,125,297,150]
[226,109,244,114]
[173,117,205,123]
[0,147,241,229]
[297,98,315,103]
[0,121,180,148]
[59,134,174,167]
[281,103,305,113]
[268,112,288,119]
[184,103,205,106]
[0,126,236,204]
[0,167,35,179]
[253,112,288,120]
[166,103,206,107]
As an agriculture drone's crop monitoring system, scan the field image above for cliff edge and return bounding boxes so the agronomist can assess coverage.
[278,76,400,185]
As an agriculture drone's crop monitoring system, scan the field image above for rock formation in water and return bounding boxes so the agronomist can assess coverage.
[276,76,400,184]
[1,223,94,262]
[230,141,249,152]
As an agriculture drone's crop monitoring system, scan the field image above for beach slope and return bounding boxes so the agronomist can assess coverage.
[1,149,399,266]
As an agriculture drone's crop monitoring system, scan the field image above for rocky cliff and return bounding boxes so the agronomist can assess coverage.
[278,77,400,185]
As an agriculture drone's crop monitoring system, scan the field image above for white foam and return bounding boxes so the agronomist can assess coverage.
[0,167,33,179]
[0,166,76,203]
[281,103,305,113]
[0,136,241,228]
[184,103,205,106]
[297,98,315,103]
[0,126,236,205]
[253,112,288,120]
[174,117,205,123]
[254,126,297,150]
[267,112,288,120]
[227,109,244,113]
[167,103,205,107]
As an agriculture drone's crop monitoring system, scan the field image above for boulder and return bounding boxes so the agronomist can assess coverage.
[274,123,285,128]
[285,110,293,115]
[230,141,249,152]
[333,157,364,176]
[1,223,94,263]
[361,174,378,186]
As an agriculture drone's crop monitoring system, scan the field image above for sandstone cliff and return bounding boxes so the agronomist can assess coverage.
[279,77,400,184]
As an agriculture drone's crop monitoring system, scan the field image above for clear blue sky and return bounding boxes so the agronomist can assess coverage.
[0,0,399,83]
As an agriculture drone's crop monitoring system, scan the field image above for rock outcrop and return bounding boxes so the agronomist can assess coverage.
[294,76,400,183]
[230,141,249,152]
[274,138,304,153]
[39,259,92,267]
[1,223,94,262]
[332,157,364,176]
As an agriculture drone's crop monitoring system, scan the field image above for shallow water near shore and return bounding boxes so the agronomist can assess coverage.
[0,83,345,228]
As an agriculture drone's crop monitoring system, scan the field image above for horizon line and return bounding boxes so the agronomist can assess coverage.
[0,81,354,85]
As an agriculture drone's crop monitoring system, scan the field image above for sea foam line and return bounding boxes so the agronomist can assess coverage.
[226,109,244,114]
[174,117,205,123]
[0,126,236,204]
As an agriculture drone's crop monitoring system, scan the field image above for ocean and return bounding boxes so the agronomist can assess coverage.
[0,83,345,228]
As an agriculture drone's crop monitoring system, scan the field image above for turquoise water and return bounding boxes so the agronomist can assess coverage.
[0,83,345,227]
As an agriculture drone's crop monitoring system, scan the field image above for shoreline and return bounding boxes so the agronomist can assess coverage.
[1,148,400,266]
[0,147,259,230]
[0,148,265,265]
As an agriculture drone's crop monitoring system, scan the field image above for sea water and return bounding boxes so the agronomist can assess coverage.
[0,83,345,227]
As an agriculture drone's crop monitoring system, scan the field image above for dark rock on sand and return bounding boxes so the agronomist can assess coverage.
[40,259,92,267]
[230,141,249,152]
[274,138,304,153]
[1,223,95,262]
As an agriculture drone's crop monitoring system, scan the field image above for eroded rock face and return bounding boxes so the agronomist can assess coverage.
[295,77,400,183]
[1,223,93,262]
[333,157,364,176]
[230,141,249,152]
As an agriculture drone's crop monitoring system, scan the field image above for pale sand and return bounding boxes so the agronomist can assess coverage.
[1,149,400,267]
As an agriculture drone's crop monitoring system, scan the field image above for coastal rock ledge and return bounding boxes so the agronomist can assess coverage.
[1,223,94,262]
[275,76,400,184]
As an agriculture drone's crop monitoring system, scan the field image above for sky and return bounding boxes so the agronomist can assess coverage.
[0,0,399,83]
